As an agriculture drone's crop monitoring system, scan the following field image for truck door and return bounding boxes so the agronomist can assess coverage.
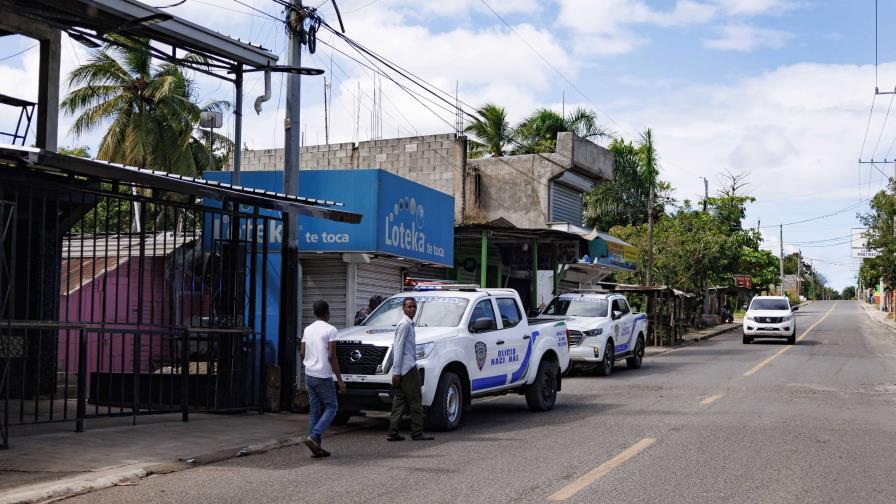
[615,298,634,353]
[468,299,507,393]
[495,297,529,385]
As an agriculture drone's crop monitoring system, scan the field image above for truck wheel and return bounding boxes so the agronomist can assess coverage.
[332,410,353,426]
[525,359,558,412]
[626,337,644,369]
[426,371,463,431]
[596,342,614,376]
[743,334,753,344]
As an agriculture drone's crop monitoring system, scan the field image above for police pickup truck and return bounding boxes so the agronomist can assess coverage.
[332,286,572,431]
[542,291,648,376]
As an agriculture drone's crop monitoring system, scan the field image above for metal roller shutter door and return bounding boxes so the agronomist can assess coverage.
[355,260,404,316]
[301,257,347,329]
[550,182,584,226]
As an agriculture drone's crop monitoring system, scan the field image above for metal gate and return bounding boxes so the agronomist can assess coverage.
[355,259,404,313]
[0,169,280,447]
[550,182,584,227]
[301,257,348,329]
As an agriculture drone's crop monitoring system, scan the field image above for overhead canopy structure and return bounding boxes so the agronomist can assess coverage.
[0,145,361,223]
[0,0,278,74]
[549,222,639,270]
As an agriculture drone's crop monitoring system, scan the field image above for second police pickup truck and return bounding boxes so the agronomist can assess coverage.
[332,286,572,431]
[542,291,648,376]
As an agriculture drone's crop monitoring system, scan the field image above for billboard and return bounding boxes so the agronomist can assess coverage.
[851,227,880,258]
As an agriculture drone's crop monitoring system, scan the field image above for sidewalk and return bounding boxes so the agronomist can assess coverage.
[645,322,740,356]
[859,301,896,332]
[0,412,334,504]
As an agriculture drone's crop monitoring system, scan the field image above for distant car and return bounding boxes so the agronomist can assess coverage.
[743,296,798,345]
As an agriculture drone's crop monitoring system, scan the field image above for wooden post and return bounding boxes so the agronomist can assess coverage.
[480,230,488,287]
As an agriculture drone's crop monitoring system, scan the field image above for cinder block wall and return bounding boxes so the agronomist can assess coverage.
[227,134,465,221]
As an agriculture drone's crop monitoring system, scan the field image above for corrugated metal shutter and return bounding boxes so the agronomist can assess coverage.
[550,182,584,226]
[301,257,347,329]
[355,259,404,321]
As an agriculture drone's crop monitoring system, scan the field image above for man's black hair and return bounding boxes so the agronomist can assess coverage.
[403,297,416,307]
[313,300,330,318]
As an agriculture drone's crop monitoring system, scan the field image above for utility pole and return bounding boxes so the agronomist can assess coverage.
[779,224,785,296]
[279,0,304,411]
[797,250,802,300]
[646,182,654,286]
[700,177,709,212]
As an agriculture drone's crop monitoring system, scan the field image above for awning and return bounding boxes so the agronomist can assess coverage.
[0,145,362,223]
[549,222,640,265]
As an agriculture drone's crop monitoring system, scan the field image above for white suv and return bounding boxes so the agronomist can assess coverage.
[743,296,798,345]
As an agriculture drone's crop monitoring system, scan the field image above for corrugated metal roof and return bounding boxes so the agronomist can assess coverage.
[62,232,198,259]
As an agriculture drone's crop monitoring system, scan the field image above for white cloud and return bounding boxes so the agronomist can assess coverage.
[703,24,793,51]
[556,0,799,55]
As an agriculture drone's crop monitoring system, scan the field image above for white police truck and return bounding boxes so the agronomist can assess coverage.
[332,286,572,431]
[542,291,648,376]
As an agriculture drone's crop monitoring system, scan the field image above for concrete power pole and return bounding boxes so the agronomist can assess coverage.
[797,250,802,300]
[646,183,654,286]
[779,225,785,296]
[279,0,305,410]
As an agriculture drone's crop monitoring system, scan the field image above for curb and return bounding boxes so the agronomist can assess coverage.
[689,324,740,343]
[0,434,316,504]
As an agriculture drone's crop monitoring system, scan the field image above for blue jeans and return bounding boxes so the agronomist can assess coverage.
[305,375,338,446]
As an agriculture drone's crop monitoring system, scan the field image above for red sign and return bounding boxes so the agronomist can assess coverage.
[734,275,753,289]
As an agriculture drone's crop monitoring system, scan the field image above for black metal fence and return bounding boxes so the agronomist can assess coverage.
[0,169,280,448]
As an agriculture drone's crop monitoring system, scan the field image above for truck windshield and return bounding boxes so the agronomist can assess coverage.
[362,296,470,327]
[543,297,609,317]
[750,299,790,311]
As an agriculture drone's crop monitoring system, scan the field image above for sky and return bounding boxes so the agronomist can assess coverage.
[0,0,891,290]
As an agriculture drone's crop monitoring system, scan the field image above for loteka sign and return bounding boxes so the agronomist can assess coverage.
[204,169,454,266]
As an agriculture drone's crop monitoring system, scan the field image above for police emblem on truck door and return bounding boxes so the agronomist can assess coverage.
[475,342,487,370]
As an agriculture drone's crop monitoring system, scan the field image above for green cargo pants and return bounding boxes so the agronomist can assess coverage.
[388,366,424,436]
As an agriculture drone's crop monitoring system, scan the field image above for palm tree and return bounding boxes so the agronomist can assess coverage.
[61,35,230,176]
[584,129,672,231]
[463,103,513,158]
[512,107,612,155]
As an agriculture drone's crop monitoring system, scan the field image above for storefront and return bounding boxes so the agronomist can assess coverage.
[204,169,454,337]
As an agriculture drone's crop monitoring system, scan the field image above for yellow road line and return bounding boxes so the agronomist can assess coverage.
[700,394,723,405]
[547,438,656,501]
[742,301,838,377]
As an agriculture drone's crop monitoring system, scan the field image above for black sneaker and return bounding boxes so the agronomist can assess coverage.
[386,433,406,441]
[303,436,323,456]
[313,448,331,459]
[411,433,435,441]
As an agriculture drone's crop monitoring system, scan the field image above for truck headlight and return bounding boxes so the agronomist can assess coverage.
[415,342,435,360]
[745,316,755,321]
[583,328,603,337]
[782,314,793,322]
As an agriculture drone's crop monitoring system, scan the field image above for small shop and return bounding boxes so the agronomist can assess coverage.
[204,169,455,333]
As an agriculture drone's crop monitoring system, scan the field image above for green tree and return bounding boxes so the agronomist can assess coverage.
[464,103,512,159]
[584,135,673,231]
[61,35,231,175]
[511,107,611,155]
[58,145,91,158]
[841,286,856,299]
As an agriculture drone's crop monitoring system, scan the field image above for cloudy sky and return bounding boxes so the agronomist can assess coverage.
[0,0,890,289]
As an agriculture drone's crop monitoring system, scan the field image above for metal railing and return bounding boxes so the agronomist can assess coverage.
[0,171,280,448]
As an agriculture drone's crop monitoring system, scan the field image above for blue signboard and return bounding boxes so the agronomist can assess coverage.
[204,169,454,266]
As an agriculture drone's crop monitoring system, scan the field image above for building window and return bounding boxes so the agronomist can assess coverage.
[550,182,584,226]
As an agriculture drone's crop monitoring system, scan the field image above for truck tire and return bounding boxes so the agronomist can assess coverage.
[426,371,463,431]
[596,341,614,376]
[626,336,644,369]
[787,324,796,345]
[525,359,558,412]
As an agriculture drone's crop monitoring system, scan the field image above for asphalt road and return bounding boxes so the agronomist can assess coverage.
[64,301,896,504]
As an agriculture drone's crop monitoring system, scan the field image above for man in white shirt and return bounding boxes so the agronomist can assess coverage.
[300,300,346,458]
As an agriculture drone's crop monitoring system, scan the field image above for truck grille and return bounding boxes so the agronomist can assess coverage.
[757,317,783,323]
[568,330,584,346]
[335,343,388,375]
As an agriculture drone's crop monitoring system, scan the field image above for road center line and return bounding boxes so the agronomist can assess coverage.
[547,437,656,501]
[742,301,838,377]
[700,394,723,405]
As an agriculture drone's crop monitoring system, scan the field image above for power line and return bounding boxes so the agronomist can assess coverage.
[0,43,39,62]
[871,93,895,159]
[231,0,283,22]
[760,200,869,229]
[859,94,877,159]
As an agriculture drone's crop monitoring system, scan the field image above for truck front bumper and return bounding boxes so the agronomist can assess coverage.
[339,368,427,411]
[743,321,793,337]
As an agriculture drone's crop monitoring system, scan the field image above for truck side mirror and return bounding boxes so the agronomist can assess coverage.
[470,317,496,333]
[791,306,799,312]
[612,310,623,320]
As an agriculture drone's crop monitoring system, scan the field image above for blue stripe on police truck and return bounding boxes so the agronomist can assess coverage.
[510,331,538,383]
[471,374,507,391]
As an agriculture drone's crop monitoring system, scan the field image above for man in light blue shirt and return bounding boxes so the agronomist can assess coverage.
[387,297,434,441]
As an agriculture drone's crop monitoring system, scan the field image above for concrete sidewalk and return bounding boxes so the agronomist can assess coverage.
[645,322,740,356]
[859,300,896,332]
[0,412,337,504]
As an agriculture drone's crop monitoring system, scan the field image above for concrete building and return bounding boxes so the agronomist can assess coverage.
[227,131,614,228]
